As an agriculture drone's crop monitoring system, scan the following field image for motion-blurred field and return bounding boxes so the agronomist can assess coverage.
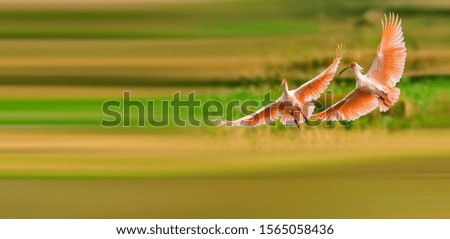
[1,129,450,218]
[0,0,449,218]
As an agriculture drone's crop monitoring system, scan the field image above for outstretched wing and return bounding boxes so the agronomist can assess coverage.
[293,44,345,103]
[315,89,378,121]
[367,13,406,88]
[218,99,283,127]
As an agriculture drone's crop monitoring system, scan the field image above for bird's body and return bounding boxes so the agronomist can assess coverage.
[219,45,346,128]
[218,77,315,129]
[277,81,315,127]
[316,13,406,121]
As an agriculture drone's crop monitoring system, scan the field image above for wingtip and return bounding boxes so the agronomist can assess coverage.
[381,12,402,33]
[336,44,346,58]
[213,119,225,126]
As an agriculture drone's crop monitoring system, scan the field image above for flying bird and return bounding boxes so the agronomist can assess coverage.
[218,44,346,128]
[315,13,406,121]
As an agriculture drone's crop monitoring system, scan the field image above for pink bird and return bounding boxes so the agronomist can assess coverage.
[218,44,346,128]
[315,13,406,121]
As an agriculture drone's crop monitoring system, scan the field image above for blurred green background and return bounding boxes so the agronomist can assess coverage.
[0,0,449,218]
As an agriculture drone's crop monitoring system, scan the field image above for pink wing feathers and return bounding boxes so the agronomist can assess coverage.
[314,89,378,121]
[367,13,406,88]
[217,100,282,127]
[293,44,346,104]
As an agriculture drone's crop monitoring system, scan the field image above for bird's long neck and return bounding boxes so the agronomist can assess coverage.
[353,67,364,82]
[283,83,289,96]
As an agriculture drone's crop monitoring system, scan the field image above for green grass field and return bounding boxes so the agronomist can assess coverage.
[0,77,448,129]
[0,0,449,218]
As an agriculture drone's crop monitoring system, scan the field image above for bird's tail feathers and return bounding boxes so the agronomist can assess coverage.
[379,87,400,112]
[280,113,296,126]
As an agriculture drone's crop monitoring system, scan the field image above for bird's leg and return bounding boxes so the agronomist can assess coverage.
[379,91,391,104]
[379,91,387,101]
[290,110,301,130]
[297,107,310,126]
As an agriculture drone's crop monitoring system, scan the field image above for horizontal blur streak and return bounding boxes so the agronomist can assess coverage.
[0,129,450,218]
[0,0,448,83]
[0,129,449,179]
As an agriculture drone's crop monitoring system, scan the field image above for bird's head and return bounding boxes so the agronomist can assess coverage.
[339,62,363,76]
[279,79,287,91]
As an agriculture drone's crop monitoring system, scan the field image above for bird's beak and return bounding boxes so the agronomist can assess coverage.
[339,66,350,76]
